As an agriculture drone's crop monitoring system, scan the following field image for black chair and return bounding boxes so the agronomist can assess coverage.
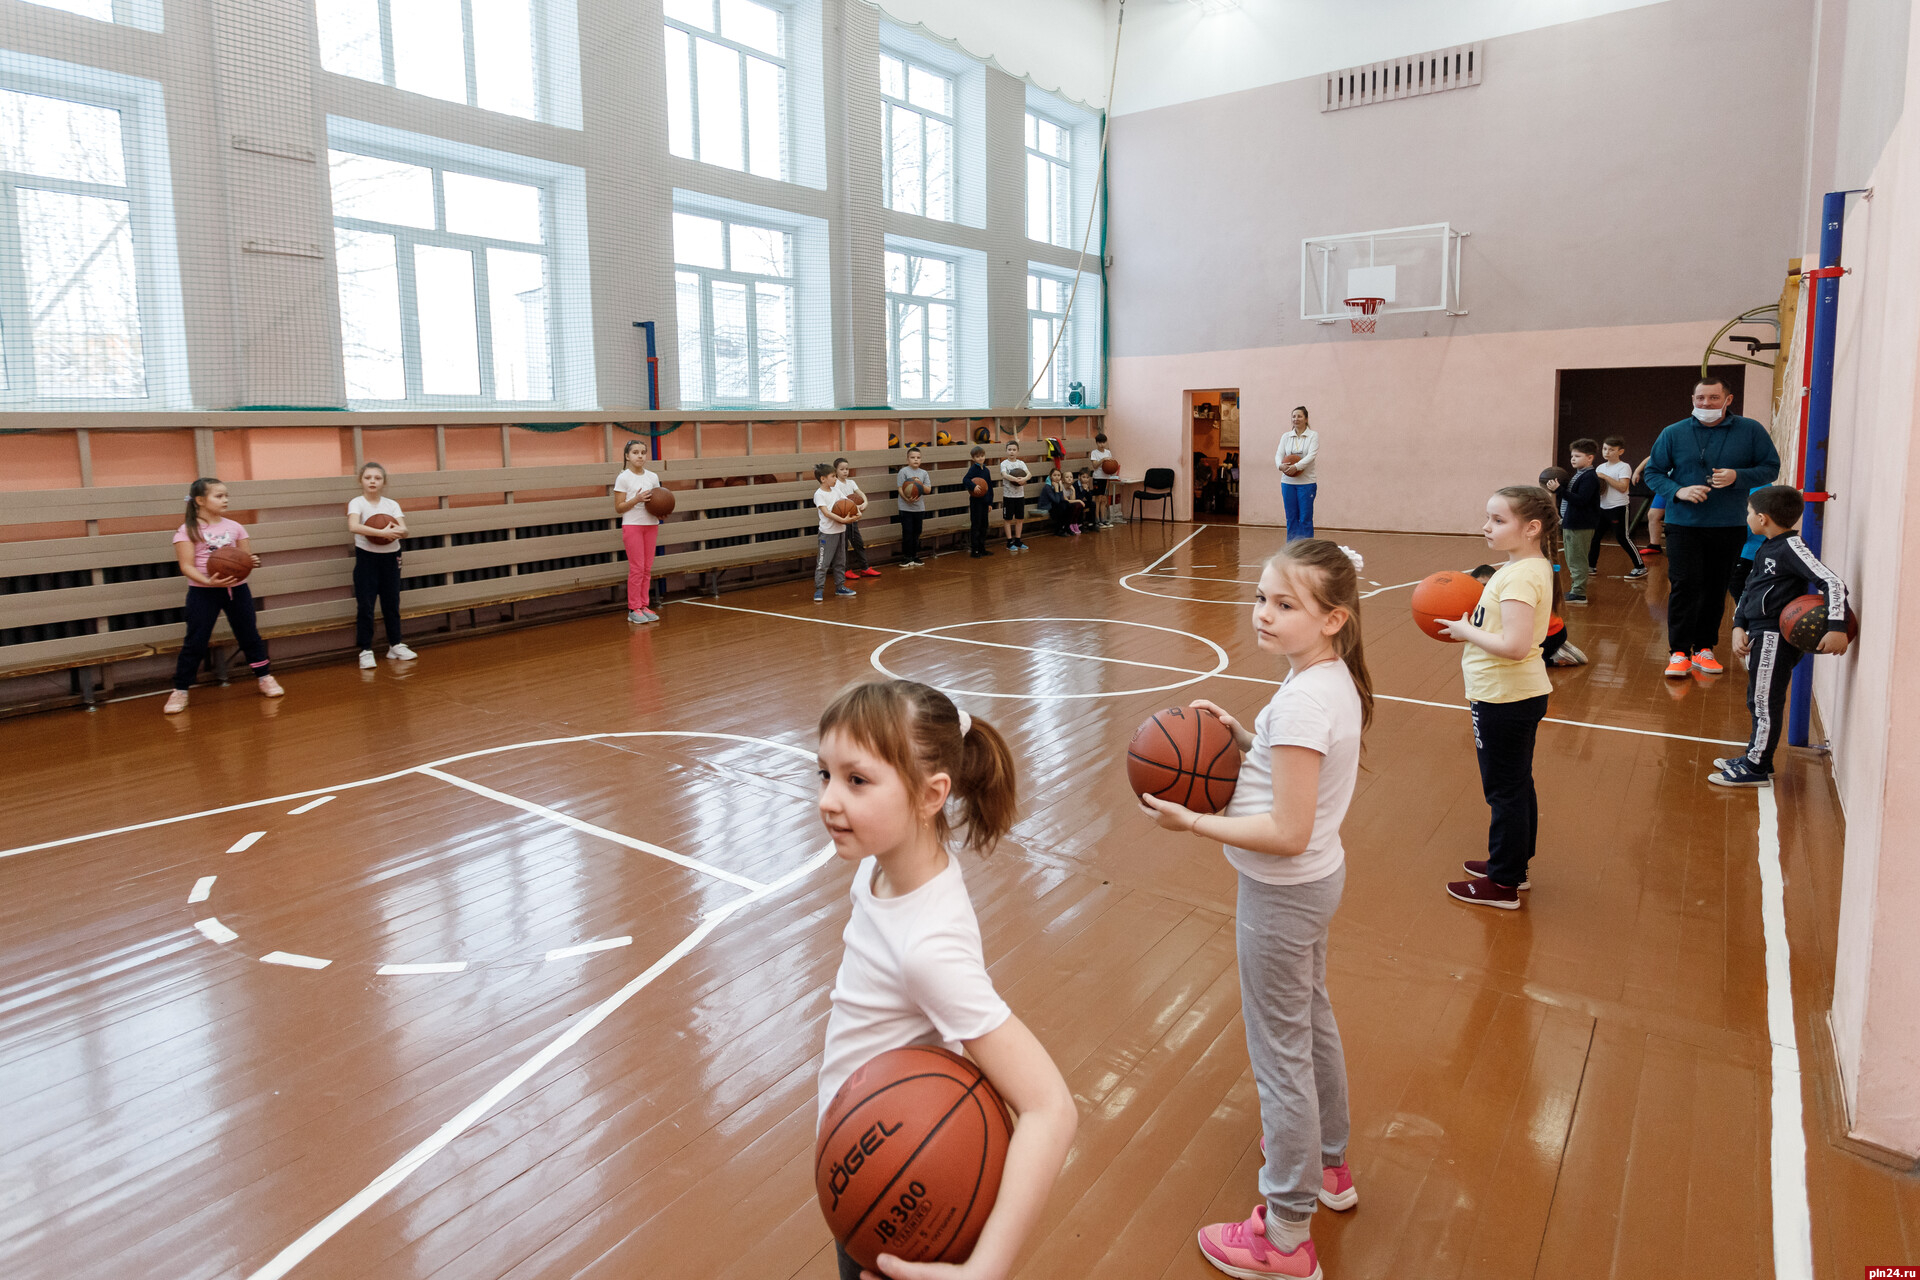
[1133,467,1175,523]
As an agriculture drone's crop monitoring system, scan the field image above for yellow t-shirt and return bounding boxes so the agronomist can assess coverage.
[1461,558,1554,703]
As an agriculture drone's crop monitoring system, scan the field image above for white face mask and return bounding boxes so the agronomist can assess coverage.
[1693,406,1725,424]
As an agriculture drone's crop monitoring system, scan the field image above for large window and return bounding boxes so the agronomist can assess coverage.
[316,0,548,121]
[885,248,955,406]
[1025,110,1071,247]
[20,0,162,26]
[1027,269,1074,406]
[664,0,786,180]
[673,210,795,405]
[0,75,180,406]
[329,146,561,404]
[880,53,952,221]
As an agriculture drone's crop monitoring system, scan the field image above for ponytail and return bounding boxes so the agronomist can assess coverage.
[1268,539,1375,733]
[183,477,220,543]
[1493,485,1565,616]
[818,680,1021,854]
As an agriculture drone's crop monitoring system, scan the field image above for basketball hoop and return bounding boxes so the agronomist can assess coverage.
[1343,297,1385,335]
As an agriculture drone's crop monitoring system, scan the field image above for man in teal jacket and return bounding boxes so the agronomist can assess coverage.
[1642,373,1781,677]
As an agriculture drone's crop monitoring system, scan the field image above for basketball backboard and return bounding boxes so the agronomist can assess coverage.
[1301,223,1468,322]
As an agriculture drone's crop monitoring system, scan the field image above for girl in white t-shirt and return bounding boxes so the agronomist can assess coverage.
[1142,539,1373,1279]
[611,439,662,624]
[815,680,1077,1280]
[346,461,415,669]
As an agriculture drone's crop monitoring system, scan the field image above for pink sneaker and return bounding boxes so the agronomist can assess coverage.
[1196,1205,1321,1279]
[1320,1163,1357,1211]
[257,675,285,698]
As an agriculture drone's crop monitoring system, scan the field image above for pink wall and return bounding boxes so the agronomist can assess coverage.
[1814,17,1920,1156]
[1106,320,1742,533]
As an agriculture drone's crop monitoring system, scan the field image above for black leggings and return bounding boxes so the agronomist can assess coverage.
[1472,694,1548,887]
[354,548,404,650]
[1589,508,1643,571]
[845,521,869,571]
[898,510,924,561]
[173,585,271,690]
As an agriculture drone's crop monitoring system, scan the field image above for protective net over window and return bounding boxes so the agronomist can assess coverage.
[0,0,1105,413]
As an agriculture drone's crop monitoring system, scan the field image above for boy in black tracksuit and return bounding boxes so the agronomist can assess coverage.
[963,446,995,557]
[1711,485,1850,788]
[1558,439,1603,604]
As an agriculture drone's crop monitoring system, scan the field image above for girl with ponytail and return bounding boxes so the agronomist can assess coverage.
[165,478,282,715]
[1143,538,1370,1278]
[814,680,1076,1280]
[1436,484,1558,911]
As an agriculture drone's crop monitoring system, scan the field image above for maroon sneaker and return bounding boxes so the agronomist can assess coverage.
[1462,860,1529,890]
[1445,876,1521,909]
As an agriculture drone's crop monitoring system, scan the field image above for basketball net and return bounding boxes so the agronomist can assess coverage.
[1344,297,1384,335]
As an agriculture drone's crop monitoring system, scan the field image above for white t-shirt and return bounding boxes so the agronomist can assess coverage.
[817,854,1011,1125]
[832,476,864,506]
[614,467,661,526]
[1276,428,1320,485]
[1597,460,1632,509]
[999,458,1031,497]
[347,495,403,553]
[1219,659,1363,886]
[815,486,842,534]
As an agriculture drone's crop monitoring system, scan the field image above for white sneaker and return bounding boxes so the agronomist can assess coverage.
[163,690,189,714]
[387,644,417,661]
[359,650,376,669]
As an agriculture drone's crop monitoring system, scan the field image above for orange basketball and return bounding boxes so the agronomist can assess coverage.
[206,545,252,584]
[970,477,989,498]
[816,1045,1011,1272]
[1411,571,1484,641]
[363,512,400,543]
[900,480,925,502]
[1101,457,1119,475]
[1126,706,1241,813]
[642,487,676,517]
[833,497,860,519]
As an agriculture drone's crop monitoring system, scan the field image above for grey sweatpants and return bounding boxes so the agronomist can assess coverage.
[1238,865,1350,1221]
[815,529,847,590]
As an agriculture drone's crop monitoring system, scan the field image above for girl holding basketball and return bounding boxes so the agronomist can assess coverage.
[346,461,415,669]
[612,439,662,624]
[164,478,282,715]
[1436,485,1560,910]
[815,680,1077,1280]
[1141,538,1372,1280]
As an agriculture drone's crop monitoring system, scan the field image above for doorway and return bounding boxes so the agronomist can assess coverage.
[1185,388,1240,523]
[1554,364,1748,467]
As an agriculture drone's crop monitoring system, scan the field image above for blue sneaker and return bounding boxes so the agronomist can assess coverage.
[813,590,824,602]
[1709,758,1771,788]
[835,586,858,597]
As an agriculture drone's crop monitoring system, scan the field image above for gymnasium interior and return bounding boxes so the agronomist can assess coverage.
[3,0,1919,1276]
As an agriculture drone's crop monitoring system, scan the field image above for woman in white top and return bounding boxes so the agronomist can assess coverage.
[1142,539,1372,1277]
[1276,406,1321,542]
[611,439,662,624]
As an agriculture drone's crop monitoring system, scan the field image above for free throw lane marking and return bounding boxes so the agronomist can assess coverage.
[194,918,237,944]
[188,876,216,904]
[544,936,633,961]
[417,766,766,891]
[226,831,266,853]
[376,962,469,975]
[288,796,335,815]
[260,952,331,969]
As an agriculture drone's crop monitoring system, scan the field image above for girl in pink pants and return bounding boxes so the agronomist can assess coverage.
[612,439,662,623]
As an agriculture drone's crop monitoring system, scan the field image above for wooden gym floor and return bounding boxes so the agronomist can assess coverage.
[1,521,1914,1279]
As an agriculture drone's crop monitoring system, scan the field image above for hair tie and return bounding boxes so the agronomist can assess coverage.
[1338,545,1365,573]
[957,708,973,738]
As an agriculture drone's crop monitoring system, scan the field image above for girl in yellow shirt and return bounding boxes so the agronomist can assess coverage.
[1437,485,1561,910]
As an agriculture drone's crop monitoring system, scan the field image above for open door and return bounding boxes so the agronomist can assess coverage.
[1184,388,1241,523]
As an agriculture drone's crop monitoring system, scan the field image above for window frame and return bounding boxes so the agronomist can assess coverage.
[664,0,793,181]
[884,245,959,408]
[314,0,580,127]
[672,211,799,407]
[879,50,955,222]
[18,0,164,29]
[0,53,187,409]
[1026,266,1074,407]
[1024,107,1073,248]
[325,118,592,408]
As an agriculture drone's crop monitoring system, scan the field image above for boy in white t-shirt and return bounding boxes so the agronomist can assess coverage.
[999,441,1032,551]
[1592,436,1646,580]
[1087,433,1117,528]
[832,457,881,578]
[813,462,859,602]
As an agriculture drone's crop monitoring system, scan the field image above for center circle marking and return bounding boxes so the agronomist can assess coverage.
[868,616,1230,700]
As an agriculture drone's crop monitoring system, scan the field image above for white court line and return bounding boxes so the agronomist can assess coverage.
[244,840,838,1280]
[1757,787,1814,1280]
[260,952,331,970]
[376,962,468,976]
[544,936,632,961]
[187,876,216,904]
[226,831,265,853]
[289,796,335,815]
[194,917,237,944]
[417,765,767,892]
[1142,528,1206,574]
[686,600,1748,748]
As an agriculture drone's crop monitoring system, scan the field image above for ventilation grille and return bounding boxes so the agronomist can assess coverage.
[1323,43,1483,112]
